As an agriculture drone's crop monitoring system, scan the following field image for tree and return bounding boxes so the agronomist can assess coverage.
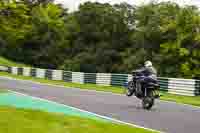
[61,2,132,73]
[20,3,68,68]
[0,1,32,60]
[160,5,200,78]
[0,1,199,78]
[21,0,54,5]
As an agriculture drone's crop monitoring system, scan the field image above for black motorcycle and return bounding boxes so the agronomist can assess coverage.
[125,70,160,110]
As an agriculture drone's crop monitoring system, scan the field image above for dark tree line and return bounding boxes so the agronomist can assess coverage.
[0,0,199,78]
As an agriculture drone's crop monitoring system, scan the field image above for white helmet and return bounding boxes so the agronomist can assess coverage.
[144,60,152,67]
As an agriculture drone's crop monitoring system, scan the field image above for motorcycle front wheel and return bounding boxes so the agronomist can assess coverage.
[125,81,135,97]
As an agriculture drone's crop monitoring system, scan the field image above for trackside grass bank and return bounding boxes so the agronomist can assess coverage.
[0,71,200,107]
[0,57,29,67]
[0,106,156,133]
[0,89,7,93]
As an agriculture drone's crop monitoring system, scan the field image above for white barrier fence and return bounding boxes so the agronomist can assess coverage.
[0,66,199,96]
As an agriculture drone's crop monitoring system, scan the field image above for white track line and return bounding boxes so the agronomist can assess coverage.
[7,90,161,133]
[1,75,200,110]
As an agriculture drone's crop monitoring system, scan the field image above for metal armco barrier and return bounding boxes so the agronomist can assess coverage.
[1,66,199,96]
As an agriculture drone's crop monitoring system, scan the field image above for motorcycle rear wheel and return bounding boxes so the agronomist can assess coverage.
[142,90,154,110]
[142,97,154,110]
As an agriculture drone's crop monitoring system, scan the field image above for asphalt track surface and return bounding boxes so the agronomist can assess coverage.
[0,77,200,133]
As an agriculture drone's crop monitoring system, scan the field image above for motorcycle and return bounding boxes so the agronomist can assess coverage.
[125,70,160,110]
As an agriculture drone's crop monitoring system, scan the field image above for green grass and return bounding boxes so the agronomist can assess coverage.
[160,92,200,107]
[0,71,200,107]
[0,106,156,133]
[0,56,29,67]
[0,89,7,93]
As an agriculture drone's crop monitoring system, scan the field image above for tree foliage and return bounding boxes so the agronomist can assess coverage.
[0,1,199,78]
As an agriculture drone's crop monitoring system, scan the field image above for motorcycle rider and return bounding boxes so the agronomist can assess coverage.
[138,60,157,83]
[134,60,158,94]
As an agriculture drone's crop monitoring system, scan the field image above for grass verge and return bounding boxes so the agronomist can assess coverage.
[0,106,156,133]
[0,71,200,107]
[0,57,29,67]
[0,89,7,93]
[160,92,200,107]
